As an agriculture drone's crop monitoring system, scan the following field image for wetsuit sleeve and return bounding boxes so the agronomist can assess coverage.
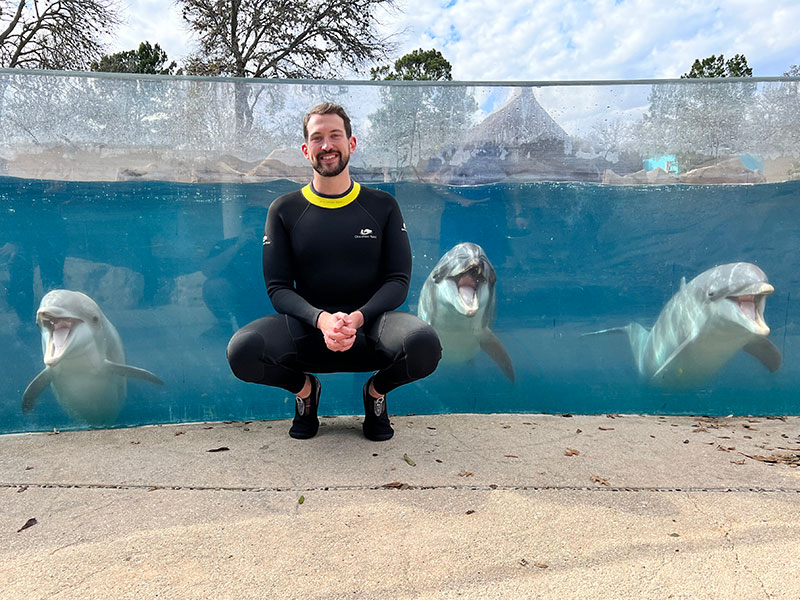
[262,201,323,327]
[357,197,411,323]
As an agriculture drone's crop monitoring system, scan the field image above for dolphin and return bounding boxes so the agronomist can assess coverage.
[418,242,514,381]
[23,289,164,425]
[587,263,781,388]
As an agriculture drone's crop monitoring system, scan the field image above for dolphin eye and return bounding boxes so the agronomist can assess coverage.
[93,316,99,323]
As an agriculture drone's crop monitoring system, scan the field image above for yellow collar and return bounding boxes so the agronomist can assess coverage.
[301,182,361,209]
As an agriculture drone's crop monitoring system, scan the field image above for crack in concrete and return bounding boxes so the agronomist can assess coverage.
[2,482,800,494]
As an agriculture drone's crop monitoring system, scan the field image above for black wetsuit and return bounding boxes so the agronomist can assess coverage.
[226,182,441,396]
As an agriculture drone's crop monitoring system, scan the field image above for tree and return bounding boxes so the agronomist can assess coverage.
[370,48,452,81]
[179,0,394,79]
[90,41,177,75]
[0,0,120,69]
[368,48,477,178]
[179,0,395,139]
[784,65,800,77]
[681,54,753,78]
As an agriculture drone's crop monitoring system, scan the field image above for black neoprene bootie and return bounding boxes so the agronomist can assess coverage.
[289,375,320,439]
[362,376,394,441]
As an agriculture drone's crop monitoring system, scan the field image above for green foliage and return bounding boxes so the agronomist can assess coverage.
[784,65,800,77]
[370,48,453,81]
[681,54,753,78]
[91,42,177,75]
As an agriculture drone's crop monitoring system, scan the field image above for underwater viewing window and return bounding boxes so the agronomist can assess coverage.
[1,69,799,433]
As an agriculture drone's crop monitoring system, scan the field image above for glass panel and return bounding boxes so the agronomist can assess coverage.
[1,69,798,432]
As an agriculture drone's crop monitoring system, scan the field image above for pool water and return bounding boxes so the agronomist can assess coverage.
[2,176,799,433]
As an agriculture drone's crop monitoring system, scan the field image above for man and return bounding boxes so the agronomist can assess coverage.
[227,102,441,441]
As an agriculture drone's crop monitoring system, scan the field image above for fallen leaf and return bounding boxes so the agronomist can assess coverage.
[17,518,37,533]
[383,481,409,490]
[24,466,33,471]
[298,496,305,505]
[130,441,141,445]
[564,448,580,457]
[504,455,519,459]
[598,427,614,431]
[591,474,610,486]
[175,431,185,436]
[502,425,512,429]
[731,459,746,465]
[435,459,443,463]
[458,471,474,477]
[427,427,436,430]
[740,452,800,465]
[670,533,680,538]
[561,414,573,418]
[522,422,532,425]
[465,510,475,515]
[403,453,416,466]
[207,447,230,453]
[17,486,27,493]
[576,429,582,434]
[534,563,549,569]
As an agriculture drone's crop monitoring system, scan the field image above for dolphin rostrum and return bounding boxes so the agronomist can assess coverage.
[587,262,781,388]
[23,289,164,425]
[418,242,514,381]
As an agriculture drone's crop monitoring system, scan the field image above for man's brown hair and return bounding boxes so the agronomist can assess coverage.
[302,102,352,140]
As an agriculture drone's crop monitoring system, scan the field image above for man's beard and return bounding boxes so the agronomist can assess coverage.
[311,151,349,177]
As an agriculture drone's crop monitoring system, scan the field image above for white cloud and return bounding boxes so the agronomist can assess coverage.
[108,0,195,62]
[386,0,800,80]
[109,0,800,79]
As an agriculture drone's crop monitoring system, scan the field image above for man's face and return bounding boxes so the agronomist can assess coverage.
[302,113,356,178]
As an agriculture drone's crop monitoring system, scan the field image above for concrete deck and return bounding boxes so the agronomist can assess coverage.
[2,413,800,599]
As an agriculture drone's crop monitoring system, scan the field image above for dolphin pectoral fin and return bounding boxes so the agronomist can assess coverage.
[743,338,782,372]
[104,360,165,385]
[22,369,53,413]
[479,330,515,382]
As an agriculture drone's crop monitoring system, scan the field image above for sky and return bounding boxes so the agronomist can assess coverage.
[110,0,800,81]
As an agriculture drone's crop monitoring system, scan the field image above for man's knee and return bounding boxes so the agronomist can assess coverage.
[226,329,265,383]
[403,323,442,379]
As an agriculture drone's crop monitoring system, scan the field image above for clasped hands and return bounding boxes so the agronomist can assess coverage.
[317,310,364,352]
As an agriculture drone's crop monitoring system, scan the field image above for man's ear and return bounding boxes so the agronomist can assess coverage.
[301,143,310,160]
[349,136,357,153]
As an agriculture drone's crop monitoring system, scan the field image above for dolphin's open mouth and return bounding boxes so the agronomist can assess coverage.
[451,265,484,315]
[38,314,82,364]
[727,283,773,333]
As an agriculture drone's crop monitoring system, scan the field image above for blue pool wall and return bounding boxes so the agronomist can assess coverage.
[1,70,799,433]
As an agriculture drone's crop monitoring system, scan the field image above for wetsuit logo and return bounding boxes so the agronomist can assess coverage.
[263,235,270,245]
[355,228,377,240]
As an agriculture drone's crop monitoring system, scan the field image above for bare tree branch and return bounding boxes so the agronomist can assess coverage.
[1,0,120,69]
